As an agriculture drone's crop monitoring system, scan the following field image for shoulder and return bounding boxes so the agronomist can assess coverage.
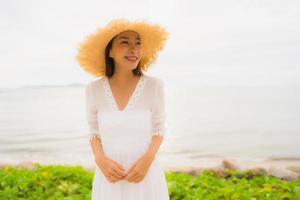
[85,78,104,99]
[144,74,164,87]
[85,77,105,90]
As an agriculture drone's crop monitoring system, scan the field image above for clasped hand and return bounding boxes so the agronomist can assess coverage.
[96,152,154,184]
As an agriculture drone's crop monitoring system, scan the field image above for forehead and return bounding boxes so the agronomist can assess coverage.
[116,30,140,40]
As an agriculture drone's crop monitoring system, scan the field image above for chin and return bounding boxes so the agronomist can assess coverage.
[126,63,139,70]
[129,66,138,71]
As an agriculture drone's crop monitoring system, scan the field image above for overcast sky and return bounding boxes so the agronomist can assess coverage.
[0,0,299,88]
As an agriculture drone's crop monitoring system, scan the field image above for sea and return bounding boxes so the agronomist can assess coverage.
[0,83,299,169]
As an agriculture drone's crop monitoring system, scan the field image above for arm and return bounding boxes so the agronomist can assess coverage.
[85,83,106,161]
[145,135,163,159]
[145,78,167,158]
[90,137,106,161]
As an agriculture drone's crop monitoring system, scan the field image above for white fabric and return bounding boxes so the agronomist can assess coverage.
[85,74,169,200]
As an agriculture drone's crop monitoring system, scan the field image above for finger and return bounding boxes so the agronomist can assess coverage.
[112,162,127,176]
[109,174,120,183]
[123,171,135,181]
[106,167,120,180]
[124,168,132,177]
[126,171,138,182]
[129,173,140,182]
[116,165,127,176]
[133,175,142,183]
[126,163,136,175]
[113,161,126,171]
[107,176,114,183]
[112,167,125,179]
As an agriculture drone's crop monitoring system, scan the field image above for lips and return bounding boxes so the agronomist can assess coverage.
[125,56,138,62]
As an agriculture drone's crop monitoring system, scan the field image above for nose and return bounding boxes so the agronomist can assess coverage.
[129,44,139,54]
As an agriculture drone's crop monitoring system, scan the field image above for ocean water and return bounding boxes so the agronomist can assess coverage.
[0,84,299,167]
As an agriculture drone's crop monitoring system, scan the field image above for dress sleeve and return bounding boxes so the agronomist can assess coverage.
[85,83,101,140]
[151,79,167,138]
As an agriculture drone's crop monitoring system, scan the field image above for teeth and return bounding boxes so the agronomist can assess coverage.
[126,56,137,61]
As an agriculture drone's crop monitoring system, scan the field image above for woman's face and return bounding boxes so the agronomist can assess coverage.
[109,30,142,71]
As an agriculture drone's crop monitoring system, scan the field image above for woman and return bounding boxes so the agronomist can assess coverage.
[76,18,169,200]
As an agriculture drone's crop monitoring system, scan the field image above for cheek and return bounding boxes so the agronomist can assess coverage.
[118,45,129,53]
[112,47,126,57]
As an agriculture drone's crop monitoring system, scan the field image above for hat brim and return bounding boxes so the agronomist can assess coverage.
[76,18,169,77]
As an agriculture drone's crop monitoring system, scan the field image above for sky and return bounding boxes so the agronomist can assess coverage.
[0,0,299,88]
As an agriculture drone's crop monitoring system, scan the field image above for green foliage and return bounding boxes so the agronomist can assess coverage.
[166,169,300,200]
[0,163,93,200]
[0,163,299,199]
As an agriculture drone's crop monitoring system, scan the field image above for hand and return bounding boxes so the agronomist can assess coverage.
[95,155,127,183]
[123,153,155,183]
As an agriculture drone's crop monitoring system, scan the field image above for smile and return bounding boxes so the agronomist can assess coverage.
[125,56,138,62]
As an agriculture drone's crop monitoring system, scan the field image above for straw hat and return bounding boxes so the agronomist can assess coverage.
[76,18,169,77]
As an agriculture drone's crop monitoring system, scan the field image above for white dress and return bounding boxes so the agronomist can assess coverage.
[85,74,170,200]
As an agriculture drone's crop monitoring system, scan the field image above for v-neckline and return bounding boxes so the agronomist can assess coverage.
[104,75,145,112]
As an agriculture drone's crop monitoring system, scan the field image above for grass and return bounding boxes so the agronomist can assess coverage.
[0,163,299,200]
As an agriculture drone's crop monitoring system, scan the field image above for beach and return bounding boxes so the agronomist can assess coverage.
[0,85,299,181]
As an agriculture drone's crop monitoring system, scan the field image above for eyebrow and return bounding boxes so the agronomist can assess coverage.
[119,36,140,41]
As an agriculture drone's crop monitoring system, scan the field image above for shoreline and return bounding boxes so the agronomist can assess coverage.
[1,156,300,181]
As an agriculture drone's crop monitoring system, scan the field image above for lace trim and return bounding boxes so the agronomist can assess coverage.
[102,75,147,112]
[152,131,164,137]
[89,134,101,140]
[102,77,117,111]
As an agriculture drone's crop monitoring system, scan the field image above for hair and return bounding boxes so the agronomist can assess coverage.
[105,35,143,78]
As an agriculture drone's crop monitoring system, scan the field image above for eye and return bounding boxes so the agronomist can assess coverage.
[121,41,141,45]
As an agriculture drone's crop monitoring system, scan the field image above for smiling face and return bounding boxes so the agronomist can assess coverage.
[109,30,142,72]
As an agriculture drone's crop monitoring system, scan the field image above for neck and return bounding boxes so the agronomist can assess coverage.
[110,65,138,83]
